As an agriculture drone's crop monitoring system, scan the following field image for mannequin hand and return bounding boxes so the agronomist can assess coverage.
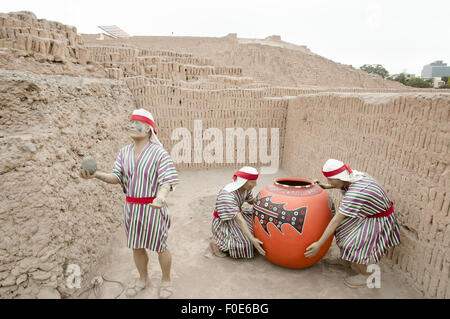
[313,179,330,189]
[80,169,95,179]
[252,237,266,256]
[149,184,172,209]
[305,241,322,258]
[149,197,165,209]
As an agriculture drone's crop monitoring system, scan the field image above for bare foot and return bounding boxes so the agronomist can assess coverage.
[210,240,227,258]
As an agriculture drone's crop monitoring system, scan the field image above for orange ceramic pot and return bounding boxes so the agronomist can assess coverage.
[253,178,333,269]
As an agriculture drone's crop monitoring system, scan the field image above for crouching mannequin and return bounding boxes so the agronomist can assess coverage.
[210,166,266,259]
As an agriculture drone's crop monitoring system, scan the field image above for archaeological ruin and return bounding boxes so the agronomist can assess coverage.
[0,11,448,299]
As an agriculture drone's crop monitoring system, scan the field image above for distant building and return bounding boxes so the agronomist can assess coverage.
[421,60,450,78]
[432,77,446,88]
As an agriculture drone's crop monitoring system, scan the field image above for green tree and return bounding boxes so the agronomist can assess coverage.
[405,77,433,88]
[360,64,390,79]
[391,73,407,85]
[439,76,450,88]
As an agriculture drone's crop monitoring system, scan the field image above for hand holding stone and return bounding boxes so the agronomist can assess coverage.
[79,168,95,179]
[80,156,98,180]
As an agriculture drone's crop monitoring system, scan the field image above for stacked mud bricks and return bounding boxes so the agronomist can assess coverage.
[283,93,450,298]
[0,11,88,64]
[86,46,242,81]
[84,45,286,169]
[125,76,287,168]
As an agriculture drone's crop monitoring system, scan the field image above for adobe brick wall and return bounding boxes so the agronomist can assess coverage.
[82,34,408,89]
[125,75,288,169]
[0,69,136,298]
[282,93,450,298]
[0,11,87,63]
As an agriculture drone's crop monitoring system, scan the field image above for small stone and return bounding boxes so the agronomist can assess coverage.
[24,142,37,153]
[81,156,97,175]
[11,268,24,277]
[16,274,28,285]
[38,262,56,272]
[0,271,9,280]
[37,287,61,299]
[39,251,53,263]
[17,257,39,272]
[31,270,52,281]
[0,264,10,272]
[29,225,39,236]
[1,274,17,287]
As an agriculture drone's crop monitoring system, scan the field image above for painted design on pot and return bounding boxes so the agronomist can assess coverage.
[254,195,307,235]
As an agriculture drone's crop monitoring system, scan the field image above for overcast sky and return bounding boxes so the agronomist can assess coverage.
[1,0,449,76]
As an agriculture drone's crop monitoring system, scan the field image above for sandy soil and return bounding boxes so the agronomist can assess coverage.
[80,168,423,299]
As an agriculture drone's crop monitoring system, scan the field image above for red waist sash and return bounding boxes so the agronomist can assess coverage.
[126,196,155,204]
[214,207,242,219]
[368,202,394,218]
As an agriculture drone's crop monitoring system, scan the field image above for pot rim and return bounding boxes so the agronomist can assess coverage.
[274,178,314,189]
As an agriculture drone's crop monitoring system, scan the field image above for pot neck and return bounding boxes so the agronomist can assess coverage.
[274,178,314,190]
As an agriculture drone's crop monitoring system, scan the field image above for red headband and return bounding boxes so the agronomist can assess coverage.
[130,115,157,135]
[233,171,259,181]
[322,164,352,178]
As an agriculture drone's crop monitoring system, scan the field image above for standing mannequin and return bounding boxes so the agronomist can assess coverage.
[80,109,180,298]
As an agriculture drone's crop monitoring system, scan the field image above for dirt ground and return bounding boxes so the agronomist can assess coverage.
[81,167,424,299]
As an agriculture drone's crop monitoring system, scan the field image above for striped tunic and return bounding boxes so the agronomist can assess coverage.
[212,189,255,259]
[112,142,180,251]
[335,176,400,264]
